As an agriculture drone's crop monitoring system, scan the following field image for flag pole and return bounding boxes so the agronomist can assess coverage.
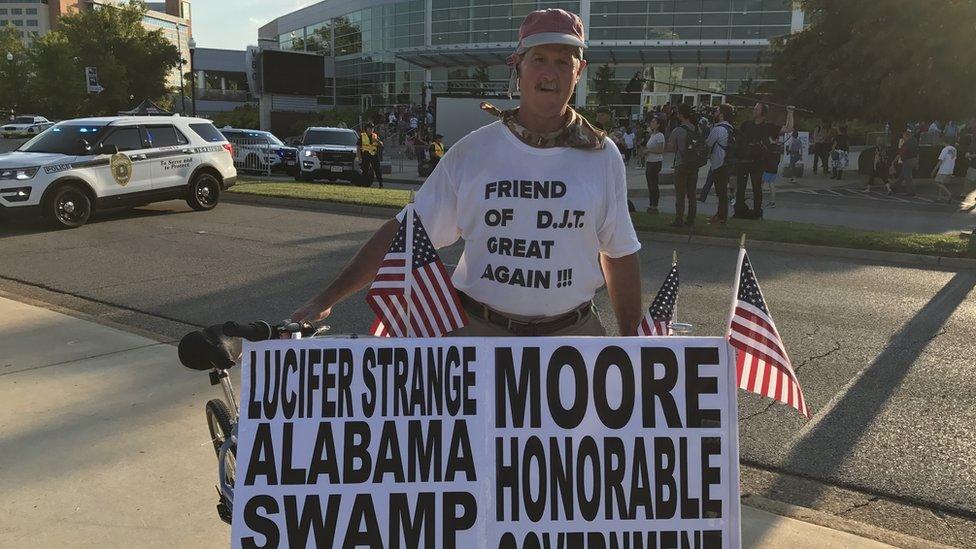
[726,234,747,337]
[671,250,678,327]
[403,202,415,337]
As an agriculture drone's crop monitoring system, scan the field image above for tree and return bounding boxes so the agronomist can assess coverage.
[0,26,30,118]
[27,0,180,118]
[211,105,259,130]
[592,64,621,107]
[768,0,976,124]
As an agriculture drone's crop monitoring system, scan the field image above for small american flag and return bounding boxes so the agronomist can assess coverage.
[727,249,810,418]
[638,263,679,336]
[366,206,467,337]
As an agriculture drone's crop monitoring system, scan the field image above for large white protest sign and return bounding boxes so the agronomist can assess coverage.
[232,337,740,549]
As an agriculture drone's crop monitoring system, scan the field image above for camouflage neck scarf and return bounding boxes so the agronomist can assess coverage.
[480,102,606,150]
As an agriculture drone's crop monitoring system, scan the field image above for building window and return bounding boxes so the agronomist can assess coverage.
[12,20,23,27]
[26,20,37,27]
[11,9,21,15]
[26,9,36,15]
[0,10,7,15]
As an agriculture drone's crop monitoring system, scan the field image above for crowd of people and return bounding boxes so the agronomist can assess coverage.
[598,103,976,221]
[597,101,794,225]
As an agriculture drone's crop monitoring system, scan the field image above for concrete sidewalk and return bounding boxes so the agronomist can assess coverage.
[0,295,921,548]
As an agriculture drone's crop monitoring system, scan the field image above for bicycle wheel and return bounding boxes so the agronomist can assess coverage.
[206,399,237,489]
[205,399,234,457]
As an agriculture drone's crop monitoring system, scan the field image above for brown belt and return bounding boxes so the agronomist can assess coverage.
[457,292,591,336]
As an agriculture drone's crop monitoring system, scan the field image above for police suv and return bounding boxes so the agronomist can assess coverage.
[0,116,237,229]
[294,126,363,185]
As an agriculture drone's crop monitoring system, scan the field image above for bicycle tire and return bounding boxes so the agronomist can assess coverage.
[205,399,234,458]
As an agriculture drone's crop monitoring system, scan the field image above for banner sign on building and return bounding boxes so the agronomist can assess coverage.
[245,46,261,95]
[231,337,741,548]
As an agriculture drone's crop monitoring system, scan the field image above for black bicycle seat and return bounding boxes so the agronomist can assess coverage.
[178,324,243,371]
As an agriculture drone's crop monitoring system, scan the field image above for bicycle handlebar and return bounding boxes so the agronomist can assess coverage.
[222,320,318,341]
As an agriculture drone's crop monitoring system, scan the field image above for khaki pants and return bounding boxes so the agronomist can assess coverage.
[449,304,607,337]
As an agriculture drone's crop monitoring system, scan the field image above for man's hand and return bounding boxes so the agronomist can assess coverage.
[287,218,401,329]
[290,298,333,324]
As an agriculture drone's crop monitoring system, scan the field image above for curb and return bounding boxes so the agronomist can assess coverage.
[223,192,976,271]
[742,494,955,549]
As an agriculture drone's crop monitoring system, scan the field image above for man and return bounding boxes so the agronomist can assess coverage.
[594,106,612,132]
[622,126,636,165]
[664,103,703,227]
[705,103,735,224]
[358,122,384,188]
[291,8,642,337]
[894,129,919,197]
[428,133,445,169]
[733,102,794,219]
[930,134,956,203]
[812,122,828,174]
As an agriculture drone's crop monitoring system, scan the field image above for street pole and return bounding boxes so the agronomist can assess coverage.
[188,37,197,116]
[6,52,13,118]
[177,31,186,113]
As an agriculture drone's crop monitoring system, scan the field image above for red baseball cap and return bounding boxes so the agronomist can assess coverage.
[516,8,586,53]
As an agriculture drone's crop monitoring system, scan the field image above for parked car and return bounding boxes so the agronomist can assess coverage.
[295,127,363,185]
[219,128,297,176]
[0,115,237,229]
[2,115,54,137]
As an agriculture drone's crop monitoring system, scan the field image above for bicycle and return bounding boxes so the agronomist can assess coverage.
[177,319,324,524]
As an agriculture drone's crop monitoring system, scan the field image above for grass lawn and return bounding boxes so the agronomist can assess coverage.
[230,179,973,258]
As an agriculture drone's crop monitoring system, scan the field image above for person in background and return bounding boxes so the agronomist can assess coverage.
[664,103,703,227]
[634,121,648,169]
[622,126,636,166]
[830,126,850,180]
[812,122,829,174]
[428,133,445,170]
[704,103,735,224]
[412,130,429,176]
[786,129,803,183]
[595,107,612,132]
[643,114,666,214]
[945,120,958,141]
[960,131,976,198]
[762,132,783,207]
[733,102,795,219]
[866,136,893,194]
[358,122,384,188]
[930,134,956,203]
[894,128,919,196]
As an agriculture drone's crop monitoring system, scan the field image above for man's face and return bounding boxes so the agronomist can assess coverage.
[753,103,765,120]
[519,44,586,119]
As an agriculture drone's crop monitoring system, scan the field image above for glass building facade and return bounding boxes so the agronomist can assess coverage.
[261,0,800,113]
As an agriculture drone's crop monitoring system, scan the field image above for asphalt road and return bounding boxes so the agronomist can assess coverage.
[1,200,974,547]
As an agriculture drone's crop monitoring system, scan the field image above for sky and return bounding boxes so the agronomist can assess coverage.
[190,0,320,50]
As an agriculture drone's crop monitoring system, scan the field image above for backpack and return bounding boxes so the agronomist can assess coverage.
[678,123,708,170]
[712,122,737,167]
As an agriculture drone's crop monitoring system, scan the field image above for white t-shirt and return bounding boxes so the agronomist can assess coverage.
[938,145,957,175]
[398,121,641,317]
[623,131,636,148]
[645,132,665,163]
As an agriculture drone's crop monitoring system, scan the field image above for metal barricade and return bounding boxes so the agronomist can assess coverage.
[229,137,274,177]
